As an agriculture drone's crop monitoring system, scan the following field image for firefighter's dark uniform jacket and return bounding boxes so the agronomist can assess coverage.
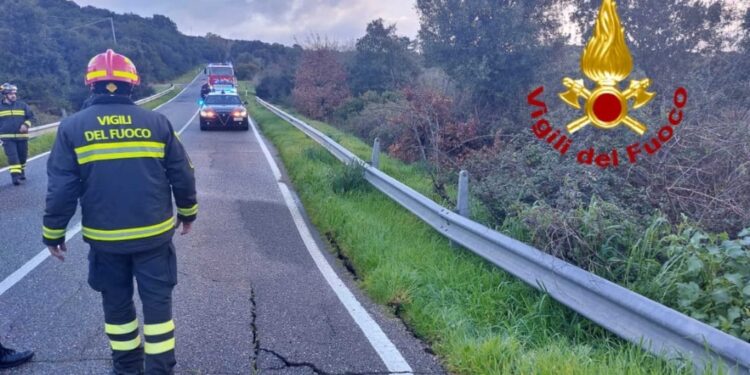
[43,95,197,253]
[0,99,33,139]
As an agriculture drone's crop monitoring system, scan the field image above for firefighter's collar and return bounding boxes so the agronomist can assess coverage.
[89,95,135,106]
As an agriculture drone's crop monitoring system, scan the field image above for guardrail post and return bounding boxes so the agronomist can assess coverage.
[457,170,470,218]
[371,137,380,169]
[61,108,68,118]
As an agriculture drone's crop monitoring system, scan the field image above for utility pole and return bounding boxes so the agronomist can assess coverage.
[108,17,117,46]
[69,17,117,46]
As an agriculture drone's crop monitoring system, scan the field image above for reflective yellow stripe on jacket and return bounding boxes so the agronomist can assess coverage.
[0,134,30,139]
[82,217,174,241]
[0,110,25,117]
[177,204,198,216]
[43,226,66,240]
[74,141,165,165]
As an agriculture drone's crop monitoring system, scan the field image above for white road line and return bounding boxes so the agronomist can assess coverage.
[0,74,202,175]
[0,223,82,297]
[0,93,198,298]
[249,117,413,374]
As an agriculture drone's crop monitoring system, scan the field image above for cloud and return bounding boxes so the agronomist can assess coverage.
[72,0,419,45]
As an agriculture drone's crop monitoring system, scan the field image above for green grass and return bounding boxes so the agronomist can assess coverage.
[242,85,706,374]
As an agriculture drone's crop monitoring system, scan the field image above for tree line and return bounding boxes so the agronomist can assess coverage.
[0,0,300,116]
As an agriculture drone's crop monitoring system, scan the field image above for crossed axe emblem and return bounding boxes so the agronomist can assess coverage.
[559,77,655,135]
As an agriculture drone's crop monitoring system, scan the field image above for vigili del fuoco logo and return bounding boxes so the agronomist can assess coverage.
[527,0,688,169]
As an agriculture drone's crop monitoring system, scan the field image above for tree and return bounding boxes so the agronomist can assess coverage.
[292,47,350,120]
[569,0,728,87]
[348,19,420,95]
[416,0,562,128]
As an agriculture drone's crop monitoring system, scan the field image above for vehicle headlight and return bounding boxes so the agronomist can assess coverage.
[200,109,215,118]
[232,109,247,117]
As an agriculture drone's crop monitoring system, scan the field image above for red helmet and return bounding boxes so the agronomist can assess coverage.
[85,49,140,86]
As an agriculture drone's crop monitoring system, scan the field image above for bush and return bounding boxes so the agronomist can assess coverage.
[256,74,294,103]
[657,226,750,340]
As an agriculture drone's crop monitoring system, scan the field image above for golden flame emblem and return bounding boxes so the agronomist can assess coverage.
[559,0,655,135]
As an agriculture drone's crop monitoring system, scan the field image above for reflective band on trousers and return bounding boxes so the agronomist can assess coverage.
[82,217,174,241]
[75,141,165,165]
[111,336,142,351]
[105,319,139,335]
[145,338,175,355]
[43,226,66,240]
[177,204,198,216]
[144,320,174,336]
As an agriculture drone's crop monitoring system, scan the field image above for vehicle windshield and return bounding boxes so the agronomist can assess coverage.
[208,67,234,76]
[205,95,242,105]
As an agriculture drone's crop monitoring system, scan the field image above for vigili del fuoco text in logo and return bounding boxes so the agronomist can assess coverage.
[527,0,688,169]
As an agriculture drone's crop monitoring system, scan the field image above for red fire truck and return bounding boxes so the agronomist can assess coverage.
[204,62,236,88]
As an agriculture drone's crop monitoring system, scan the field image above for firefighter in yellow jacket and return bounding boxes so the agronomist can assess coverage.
[43,49,197,375]
[0,82,34,185]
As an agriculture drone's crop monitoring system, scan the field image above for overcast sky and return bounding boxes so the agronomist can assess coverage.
[72,0,421,46]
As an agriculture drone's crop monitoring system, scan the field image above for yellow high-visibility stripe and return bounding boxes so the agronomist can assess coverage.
[75,141,165,165]
[43,226,66,240]
[113,70,139,81]
[105,319,139,335]
[0,134,30,138]
[0,111,10,116]
[111,336,141,351]
[83,217,174,242]
[75,141,165,154]
[144,320,174,336]
[78,151,164,165]
[145,338,174,355]
[11,110,25,115]
[177,204,198,216]
[86,70,108,80]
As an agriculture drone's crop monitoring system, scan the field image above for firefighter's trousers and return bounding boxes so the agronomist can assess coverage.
[2,139,28,177]
[88,241,178,375]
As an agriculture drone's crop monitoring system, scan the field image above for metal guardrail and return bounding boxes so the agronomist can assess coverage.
[28,84,176,139]
[255,97,750,374]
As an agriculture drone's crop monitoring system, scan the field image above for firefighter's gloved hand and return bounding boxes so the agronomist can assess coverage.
[47,243,67,262]
[19,124,29,134]
[175,220,192,235]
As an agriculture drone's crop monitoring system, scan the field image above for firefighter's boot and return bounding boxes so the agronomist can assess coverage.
[11,173,20,185]
[0,343,34,369]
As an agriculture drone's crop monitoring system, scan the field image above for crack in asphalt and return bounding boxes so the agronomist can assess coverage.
[250,286,259,375]
[258,348,327,374]
[258,348,434,375]
[53,281,86,315]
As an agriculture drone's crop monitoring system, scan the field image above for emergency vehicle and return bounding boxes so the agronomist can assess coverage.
[204,63,237,88]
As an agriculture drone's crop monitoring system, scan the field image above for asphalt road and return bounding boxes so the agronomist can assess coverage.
[0,77,445,374]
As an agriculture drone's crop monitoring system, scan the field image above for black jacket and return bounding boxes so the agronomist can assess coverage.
[0,99,33,139]
[43,95,197,253]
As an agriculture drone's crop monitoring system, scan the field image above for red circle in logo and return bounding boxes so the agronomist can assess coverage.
[592,93,622,123]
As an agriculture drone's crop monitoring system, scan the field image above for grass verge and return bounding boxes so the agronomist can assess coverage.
[243,89,704,373]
